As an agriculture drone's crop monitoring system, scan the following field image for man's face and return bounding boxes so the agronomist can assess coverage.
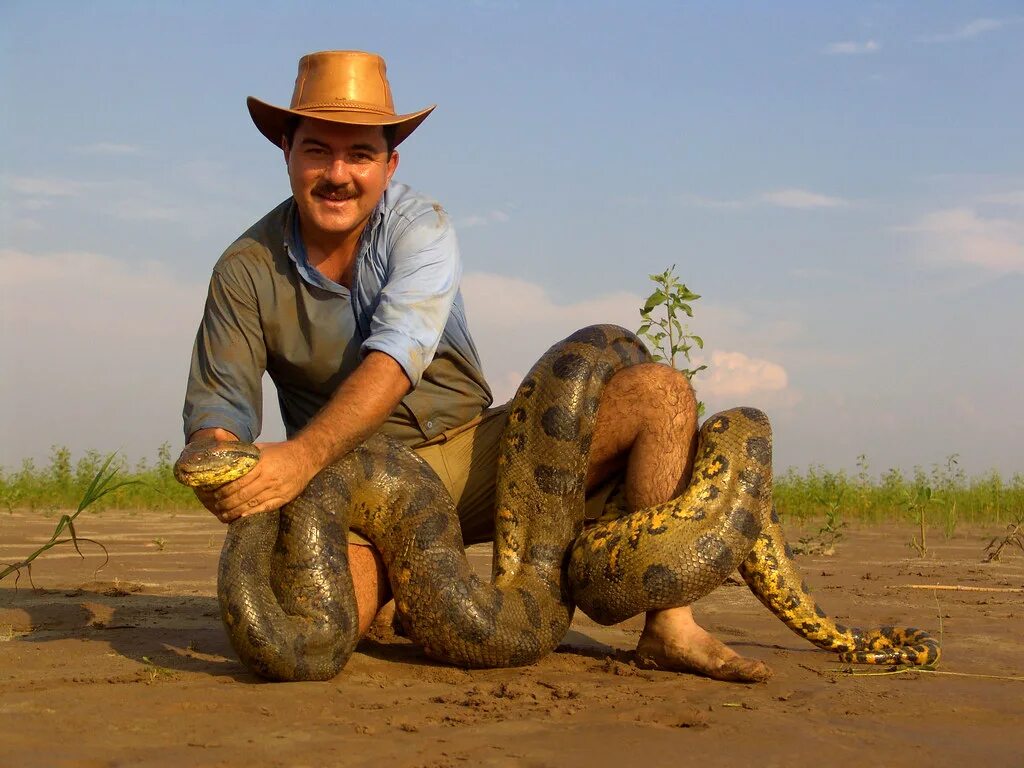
[283,119,398,243]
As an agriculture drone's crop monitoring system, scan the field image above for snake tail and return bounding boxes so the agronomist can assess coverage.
[737,513,941,666]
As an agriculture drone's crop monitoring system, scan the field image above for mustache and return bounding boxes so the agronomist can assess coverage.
[312,182,357,199]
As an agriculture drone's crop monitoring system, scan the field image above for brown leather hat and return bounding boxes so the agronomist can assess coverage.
[247,50,435,148]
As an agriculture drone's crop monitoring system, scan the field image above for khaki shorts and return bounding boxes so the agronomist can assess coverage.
[349,404,618,547]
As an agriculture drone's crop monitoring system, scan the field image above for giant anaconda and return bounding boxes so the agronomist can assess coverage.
[175,324,940,681]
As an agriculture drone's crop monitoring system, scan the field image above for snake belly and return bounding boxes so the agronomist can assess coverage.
[176,323,939,680]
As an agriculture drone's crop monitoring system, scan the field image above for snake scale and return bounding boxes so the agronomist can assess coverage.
[175,324,939,681]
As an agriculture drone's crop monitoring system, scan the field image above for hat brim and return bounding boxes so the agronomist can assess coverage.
[247,96,435,149]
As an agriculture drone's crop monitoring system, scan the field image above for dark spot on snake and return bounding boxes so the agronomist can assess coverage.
[682,505,707,521]
[358,449,375,480]
[738,468,764,499]
[245,623,263,651]
[612,339,639,364]
[527,543,565,567]
[381,446,403,478]
[578,433,592,457]
[534,464,583,496]
[552,353,588,380]
[582,395,601,416]
[595,361,616,383]
[642,564,682,601]
[402,485,436,519]
[745,436,771,466]
[516,588,543,629]
[695,533,734,575]
[508,432,527,453]
[645,517,669,536]
[783,542,795,559]
[814,603,828,618]
[728,506,760,539]
[413,511,449,549]
[519,378,537,398]
[541,405,580,441]
[512,407,528,423]
[708,416,730,433]
[566,325,610,348]
[740,407,768,425]
[769,506,781,524]
[442,580,498,644]
[429,549,463,580]
[701,454,729,480]
[800,579,811,594]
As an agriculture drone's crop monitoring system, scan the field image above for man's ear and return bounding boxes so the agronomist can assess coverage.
[387,150,399,183]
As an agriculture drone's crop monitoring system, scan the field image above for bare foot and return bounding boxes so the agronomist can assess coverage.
[635,606,772,683]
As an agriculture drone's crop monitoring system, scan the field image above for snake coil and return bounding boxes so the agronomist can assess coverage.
[175,324,939,680]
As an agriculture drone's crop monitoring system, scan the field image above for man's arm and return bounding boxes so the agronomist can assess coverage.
[200,350,410,521]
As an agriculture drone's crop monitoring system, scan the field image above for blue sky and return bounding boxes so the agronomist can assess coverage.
[2,1,1022,477]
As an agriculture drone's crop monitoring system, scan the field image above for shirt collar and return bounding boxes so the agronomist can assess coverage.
[282,200,350,296]
[281,185,390,295]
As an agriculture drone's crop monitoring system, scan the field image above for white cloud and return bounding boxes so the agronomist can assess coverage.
[678,193,748,210]
[898,207,1024,273]
[108,198,188,222]
[919,17,1018,43]
[701,351,788,399]
[455,210,511,229]
[3,174,89,197]
[980,190,1024,207]
[74,142,144,155]
[1,174,219,227]
[759,188,849,209]
[824,40,880,55]
[681,188,850,210]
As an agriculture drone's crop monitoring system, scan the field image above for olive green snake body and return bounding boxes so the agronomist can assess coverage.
[175,324,940,681]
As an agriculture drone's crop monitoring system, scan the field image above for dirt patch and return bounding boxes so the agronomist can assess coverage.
[2,509,1022,767]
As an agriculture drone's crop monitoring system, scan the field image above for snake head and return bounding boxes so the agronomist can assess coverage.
[173,439,261,490]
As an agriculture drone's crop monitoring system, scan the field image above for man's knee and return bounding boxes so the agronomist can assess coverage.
[607,362,697,424]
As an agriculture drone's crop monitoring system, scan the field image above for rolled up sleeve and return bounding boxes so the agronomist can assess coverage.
[182,259,267,443]
[361,209,461,386]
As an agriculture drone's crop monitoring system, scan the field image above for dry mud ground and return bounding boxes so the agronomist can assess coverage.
[1,509,1022,768]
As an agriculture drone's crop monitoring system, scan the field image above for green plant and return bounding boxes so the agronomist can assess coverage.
[792,485,848,556]
[0,453,137,586]
[638,264,707,415]
[902,483,940,558]
[0,443,196,512]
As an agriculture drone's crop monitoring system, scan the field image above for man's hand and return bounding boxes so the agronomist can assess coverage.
[196,440,319,523]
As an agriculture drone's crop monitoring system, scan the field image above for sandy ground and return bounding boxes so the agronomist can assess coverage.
[1,508,1022,768]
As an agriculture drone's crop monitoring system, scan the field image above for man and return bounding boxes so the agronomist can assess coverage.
[184,50,770,683]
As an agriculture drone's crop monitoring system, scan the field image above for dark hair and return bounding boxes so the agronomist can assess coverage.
[282,116,397,154]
